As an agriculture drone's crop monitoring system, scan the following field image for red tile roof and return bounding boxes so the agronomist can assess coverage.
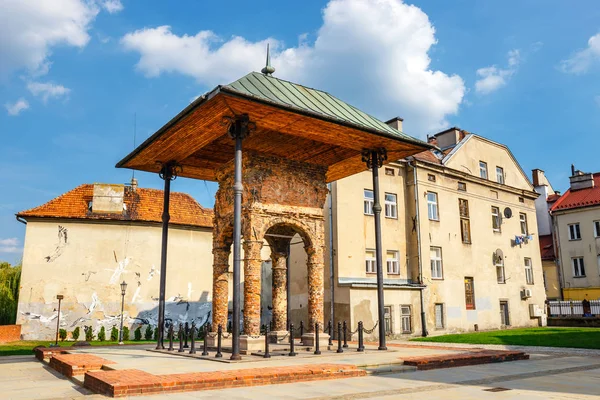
[17,184,213,228]
[546,193,561,203]
[550,173,600,212]
[538,234,555,261]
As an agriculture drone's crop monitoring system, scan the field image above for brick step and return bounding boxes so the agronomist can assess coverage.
[49,354,116,377]
[402,350,529,370]
[84,363,367,397]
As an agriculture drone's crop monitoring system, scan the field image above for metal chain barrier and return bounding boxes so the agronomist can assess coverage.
[362,320,379,335]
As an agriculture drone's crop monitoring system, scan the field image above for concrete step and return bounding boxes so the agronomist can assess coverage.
[358,362,417,375]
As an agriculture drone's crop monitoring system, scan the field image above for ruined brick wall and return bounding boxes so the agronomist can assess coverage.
[0,325,21,343]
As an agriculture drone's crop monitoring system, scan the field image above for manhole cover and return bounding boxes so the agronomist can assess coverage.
[484,387,512,392]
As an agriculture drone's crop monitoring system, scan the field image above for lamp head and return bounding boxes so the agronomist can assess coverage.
[120,281,127,295]
[56,294,64,301]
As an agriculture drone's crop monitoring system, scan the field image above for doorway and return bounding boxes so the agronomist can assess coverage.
[500,301,510,326]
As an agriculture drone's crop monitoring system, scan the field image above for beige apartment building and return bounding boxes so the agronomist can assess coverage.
[327,126,547,337]
[550,168,600,301]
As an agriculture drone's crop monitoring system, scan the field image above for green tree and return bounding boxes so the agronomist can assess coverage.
[134,326,142,341]
[59,329,67,341]
[110,326,119,341]
[122,326,130,341]
[72,327,80,341]
[144,325,153,340]
[0,261,22,325]
[98,326,106,341]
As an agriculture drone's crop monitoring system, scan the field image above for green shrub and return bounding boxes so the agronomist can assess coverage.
[59,329,67,341]
[110,326,119,341]
[134,326,142,341]
[153,327,158,341]
[144,325,153,340]
[98,326,106,341]
[122,326,130,341]
[72,327,80,341]
[84,326,94,341]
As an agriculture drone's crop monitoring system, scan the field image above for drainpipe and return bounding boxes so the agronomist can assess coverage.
[16,216,27,225]
[550,211,564,300]
[328,183,335,330]
[410,161,428,337]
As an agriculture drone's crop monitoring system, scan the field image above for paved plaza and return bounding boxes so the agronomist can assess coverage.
[2,341,600,399]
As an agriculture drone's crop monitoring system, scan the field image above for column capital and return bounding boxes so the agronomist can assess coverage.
[157,160,182,181]
[361,148,387,169]
[222,113,256,140]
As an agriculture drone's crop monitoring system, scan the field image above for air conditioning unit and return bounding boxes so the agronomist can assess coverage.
[529,304,542,317]
[521,288,532,299]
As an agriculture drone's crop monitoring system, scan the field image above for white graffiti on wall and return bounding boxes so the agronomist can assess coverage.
[109,257,131,284]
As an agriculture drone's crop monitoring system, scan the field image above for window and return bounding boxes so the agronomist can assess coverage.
[459,199,471,244]
[479,161,488,179]
[365,250,376,273]
[572,257,585,277]
[496,166,504,184]
[427,192,439,220]
[500,301,510,326]
[464,277,475,310]
[525,258,534,284]
[458,182,466,191]
[491,206,502,232]
[364,189,374,215]
[519,197,524,203]
[520,213,529,235]
[496,257,505,284]
[594,221,600,238]
[568,223,581,240]
[434,304,444,329]
[385,167,395,176]
[384,306,393,335]
[385,193,397,218]
[386,250,399,274]
[427,174,436,182]
[401,305,412,333]
[430,247,443,279]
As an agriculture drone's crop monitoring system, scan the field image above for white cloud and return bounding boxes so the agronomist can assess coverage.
[559,33,600,74]
[27,82,71,102]
[5,98,30,116]
[0,238,21,253]
[101,0,123,14]
[121,0,465,135]
[475,49,520,95]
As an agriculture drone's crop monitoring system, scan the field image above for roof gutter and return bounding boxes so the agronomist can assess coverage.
[16,215,27,225]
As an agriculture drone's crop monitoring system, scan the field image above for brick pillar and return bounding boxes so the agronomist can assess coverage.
[271,252,287,332]
[306,245,324,333]
[212,247,230,332]
[243,240,263,336]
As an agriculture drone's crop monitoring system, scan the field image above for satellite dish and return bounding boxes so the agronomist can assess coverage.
[504,207,513,218]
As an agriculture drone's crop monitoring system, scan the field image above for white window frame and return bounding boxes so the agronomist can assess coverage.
[520,213,528,235]
[364,189,374,215]
[496,166,504,184]
[386,250,399,274]
[496,257,505,284]
[384,193,397,219]
[491,206,501,232]
[479,161,488,179]
[572,257,585,277]
[568,223,581,240]
[594,221,600,238]
[365,249,376,273]
[525,258,534,284]
[401,305,412,333]
[430,246,443,279]
[384,305,393,335]
[427,192,439,221]
[434,303,444,329]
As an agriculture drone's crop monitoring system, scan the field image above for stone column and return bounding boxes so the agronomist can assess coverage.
[243,240,263,336]
[271,252,287,332]
[211,246,230,332]
[306,245,325,333]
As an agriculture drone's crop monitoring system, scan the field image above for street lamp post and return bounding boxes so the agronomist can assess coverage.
[51,294,64,347]
[119,281,127,345]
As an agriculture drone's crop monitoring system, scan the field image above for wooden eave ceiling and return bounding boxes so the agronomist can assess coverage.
[117,92,429,183]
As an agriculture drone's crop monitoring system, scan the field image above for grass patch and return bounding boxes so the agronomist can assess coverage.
[0,340,155,356]
[411,327,600,349]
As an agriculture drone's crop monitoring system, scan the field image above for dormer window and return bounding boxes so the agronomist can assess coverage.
[479,161,488,179]
[496,167,504,184]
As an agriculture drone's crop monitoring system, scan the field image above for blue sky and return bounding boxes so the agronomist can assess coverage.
[1,0,600,263]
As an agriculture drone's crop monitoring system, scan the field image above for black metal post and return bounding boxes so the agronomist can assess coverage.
[343,320,348,348]
[178,323,184,352]
[299,320,304,339]
[363,149,388,351]
[189,323,196,354]
[118,286,126,344]
[52,295,63,347]
[216,325,223,358]
[286,242,291,330]
[337,322,343,353]
[357,321,364,352]
[225,114,253,361]
[201,323,210,356]
[183,322,189,348]
[314,323,321,355]
[168,323,174,351]
[156,161,180,350]
[264,325,271,359]
[289,323,296,356]
[328,320,333,345]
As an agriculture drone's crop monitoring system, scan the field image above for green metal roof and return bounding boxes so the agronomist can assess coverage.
[222,72,427,146]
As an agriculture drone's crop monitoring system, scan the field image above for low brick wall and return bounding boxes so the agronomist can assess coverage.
[548,317,600,328]
[0,325,21,343]
[402,350,529,370]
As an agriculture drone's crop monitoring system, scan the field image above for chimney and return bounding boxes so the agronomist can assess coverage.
[532,169,545,187]
[131,177,138,191]
[385,117,403,132]
[569,170,595,191]
[92,184,125,214]
[434,127,461,149]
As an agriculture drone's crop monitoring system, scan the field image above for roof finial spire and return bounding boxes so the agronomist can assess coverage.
[261,43,275,76]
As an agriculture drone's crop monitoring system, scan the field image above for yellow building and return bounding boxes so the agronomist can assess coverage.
[550,168,600,301]
[327,126,547,337]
